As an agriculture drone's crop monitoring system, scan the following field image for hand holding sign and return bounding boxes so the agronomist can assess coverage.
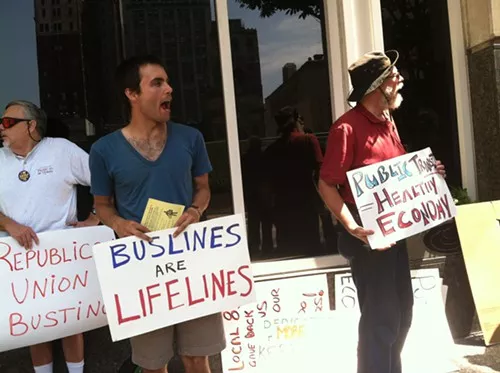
[346,147,456,249]
[3,221,39,250]
[113,218,151,242]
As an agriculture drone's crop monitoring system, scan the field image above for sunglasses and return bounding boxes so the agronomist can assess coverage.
[0,117,32,129]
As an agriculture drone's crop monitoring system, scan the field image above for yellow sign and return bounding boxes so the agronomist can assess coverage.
[455,201,500,345]
[141,198,185,231]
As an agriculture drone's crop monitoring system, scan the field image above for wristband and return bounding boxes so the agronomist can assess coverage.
[189,205,202,218]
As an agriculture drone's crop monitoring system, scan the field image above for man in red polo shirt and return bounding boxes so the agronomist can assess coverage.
[319,51,444,373]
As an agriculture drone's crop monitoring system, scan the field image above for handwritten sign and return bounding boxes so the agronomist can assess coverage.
[346,147,456,248]
[220,274,329,373]
[141,198,185,231]
[92,214,255,342]
[335,269,458,373]
[0,226,115,353]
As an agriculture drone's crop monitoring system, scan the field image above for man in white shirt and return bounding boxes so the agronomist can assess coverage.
[0,100,99,373]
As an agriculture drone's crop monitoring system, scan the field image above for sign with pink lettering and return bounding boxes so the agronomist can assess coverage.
[0,226,115,352]
[220,274,329,373]
[346,147,456,248]
[92,214,255,342]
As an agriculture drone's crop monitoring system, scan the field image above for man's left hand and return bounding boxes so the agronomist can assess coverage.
[68,213,100,228]
[173,208,201,237]
[436,160,446,178]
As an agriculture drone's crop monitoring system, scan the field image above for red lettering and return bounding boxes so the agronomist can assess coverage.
[374,188,393,214]
[30,314,42,330]
[26,249,36,269]
[14,253,23,271]
[165,279,184,310]
[146,284,162,314]
[49,248,62,265]
[79,244,92,260]
[9,313,28,336]
[73,270,88,289]
[0,242,14,271]
[238,265,253,297]
[11,279,29,304]
[62,249,71,263]
[115,294,141,325]
[397,211,412,228]
[185,277,205,306]
[45,311,59,327]
[138,289,147,317]
[392,191,402,205]
[211,270,225,300]
[59,307,75,323]
[226,270,237,296]
[376,212,396,236]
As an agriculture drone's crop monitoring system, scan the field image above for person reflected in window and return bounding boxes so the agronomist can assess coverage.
[263,106,323,258]
[241,135,273,258]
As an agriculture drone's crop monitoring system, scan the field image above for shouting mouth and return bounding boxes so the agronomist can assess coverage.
[160,100,171,112]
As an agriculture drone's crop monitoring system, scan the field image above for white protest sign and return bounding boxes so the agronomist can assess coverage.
[221,274,329,373]
[0,226,115,352]
[335,269,458,373]
[346,147,456,248]
[92,214,255,342]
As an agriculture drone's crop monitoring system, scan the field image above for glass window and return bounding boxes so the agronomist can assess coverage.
[226,0,335,261]
[29,0,233,220]
[381,0,461,187]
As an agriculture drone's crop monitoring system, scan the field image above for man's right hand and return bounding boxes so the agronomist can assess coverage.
[5,222,39,250]
[112,218,151,242]
[346,225,394,251]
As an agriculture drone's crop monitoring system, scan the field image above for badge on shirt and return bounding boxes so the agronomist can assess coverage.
[18,170,30,182]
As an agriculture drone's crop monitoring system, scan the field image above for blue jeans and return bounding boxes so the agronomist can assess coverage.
[338,227,413,373]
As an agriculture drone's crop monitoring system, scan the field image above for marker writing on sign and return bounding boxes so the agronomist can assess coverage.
[376,194,452,236]
[109,223,242,269]
[351,151,437,197]
[114,265,253,325]
[9,299,106,337]
[373,177,438,214]
[0,242,94,272]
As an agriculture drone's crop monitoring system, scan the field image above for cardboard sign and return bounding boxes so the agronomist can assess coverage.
[346,147,456,248]
[0,226,115,353]
[335,269,458,373]
[92,214,256,342]
[455,201,500,346]
[220,274,329,373]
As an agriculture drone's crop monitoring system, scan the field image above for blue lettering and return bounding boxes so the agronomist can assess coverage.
[168,234,183,255]
[352,171,364,197]
[365,174,379,189]
[377,166,389,184]
[210,226,224,249]
[150,237,166,258]
[390,163,399,177]
[402,161,413,177]
[183,231,192,251]
[193,227,207,251]
[133,241,146,260]
[110,244,130,269]
[225,223,242,248]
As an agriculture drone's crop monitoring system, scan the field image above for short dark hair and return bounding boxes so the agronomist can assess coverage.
[115,55,166,119]
[274,106,298,135]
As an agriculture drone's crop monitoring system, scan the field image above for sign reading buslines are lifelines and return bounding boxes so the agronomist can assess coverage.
[92,214,256,342]
[346,147,456,248]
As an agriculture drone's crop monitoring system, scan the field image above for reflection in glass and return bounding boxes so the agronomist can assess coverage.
[33,0,234,219]
[228,0,337,261]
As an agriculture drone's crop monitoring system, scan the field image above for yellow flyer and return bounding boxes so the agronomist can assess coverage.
[141,198,185,231]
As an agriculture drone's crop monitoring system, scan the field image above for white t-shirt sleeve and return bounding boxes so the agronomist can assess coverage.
[66,141,91,186]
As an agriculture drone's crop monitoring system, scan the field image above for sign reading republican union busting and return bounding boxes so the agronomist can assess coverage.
[0,226,115,353]
[346,147,456,248]
[92,214,256,342]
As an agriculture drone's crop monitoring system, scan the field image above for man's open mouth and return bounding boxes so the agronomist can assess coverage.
[160,100,171,110]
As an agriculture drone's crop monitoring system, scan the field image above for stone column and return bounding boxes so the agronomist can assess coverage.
[462,0,500,201]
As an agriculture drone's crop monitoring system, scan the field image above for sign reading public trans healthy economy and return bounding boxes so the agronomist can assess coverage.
[92,214,256,342]
[346,147,456,248]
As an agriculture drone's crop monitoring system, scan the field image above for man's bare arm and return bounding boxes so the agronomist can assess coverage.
[173,173,210,237]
